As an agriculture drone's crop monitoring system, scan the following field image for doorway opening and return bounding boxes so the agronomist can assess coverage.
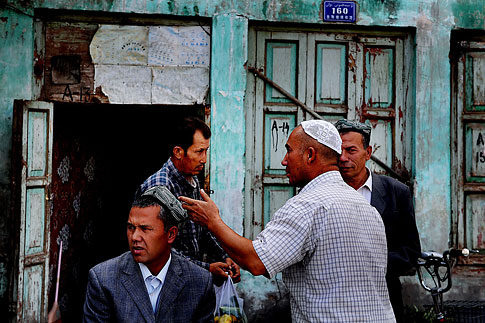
[48,102,204,320]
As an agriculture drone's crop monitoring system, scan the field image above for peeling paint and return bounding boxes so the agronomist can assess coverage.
[452,0,485,29]
[165,0,173,12]
[210,14,247,236]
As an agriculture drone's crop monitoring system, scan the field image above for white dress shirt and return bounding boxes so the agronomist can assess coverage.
[356,168,373,203]
[138,254,171,313]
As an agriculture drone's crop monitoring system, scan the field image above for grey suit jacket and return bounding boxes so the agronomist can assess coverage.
[83,251,215,323]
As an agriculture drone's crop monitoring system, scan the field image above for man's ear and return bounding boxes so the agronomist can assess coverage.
[307,147,317,163]
[173,146,185,160]
[167,226,178,243]
[365,145,372,161]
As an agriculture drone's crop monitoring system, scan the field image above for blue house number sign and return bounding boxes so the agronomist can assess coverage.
[323,1,357,23]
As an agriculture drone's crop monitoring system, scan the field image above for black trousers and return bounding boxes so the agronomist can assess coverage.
[387,276,404,322]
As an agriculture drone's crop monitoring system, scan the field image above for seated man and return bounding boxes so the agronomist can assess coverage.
[83,186,215,322]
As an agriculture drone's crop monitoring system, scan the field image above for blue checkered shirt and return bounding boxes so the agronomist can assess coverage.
[138,158,228,270]
[253,171,396,322]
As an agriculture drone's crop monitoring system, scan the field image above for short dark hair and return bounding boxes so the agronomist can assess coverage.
[131,196,179,232]
[320,145,340,164]
[172,116,211,153]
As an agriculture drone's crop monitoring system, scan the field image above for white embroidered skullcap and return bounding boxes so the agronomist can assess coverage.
[301,120,342,154]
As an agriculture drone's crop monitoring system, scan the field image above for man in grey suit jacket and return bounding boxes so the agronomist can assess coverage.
[83,186,215,322]
[335,119,421,323]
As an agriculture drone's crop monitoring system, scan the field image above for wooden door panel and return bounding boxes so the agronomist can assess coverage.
[24,188,47,256]
[21,264,45,321]
[452,38,485,264]
[307,33,352,115]
[368,120,393,173]
[316,43,347,105]
[264,114,296,175]
[365,47,394,109]
[466,53,485,110]
[360,40,404,175]
[15,100,53,321]
[265,41,298,102]
[264,186,295,226]
[248,31,306,238]
[465,194,485,250]
[465,123,485,181]
[27,111,49,177]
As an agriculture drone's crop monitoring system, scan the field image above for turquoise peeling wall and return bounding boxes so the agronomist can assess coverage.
[1,0,485,316]
[0,7,33,308]
[210,13,247,234]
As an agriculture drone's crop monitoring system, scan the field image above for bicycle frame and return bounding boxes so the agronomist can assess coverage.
[417,248,476,322]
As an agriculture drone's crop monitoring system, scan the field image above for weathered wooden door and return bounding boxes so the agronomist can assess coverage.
[245,28,412,238]
[452,36,485,263]
[14,100,53,321]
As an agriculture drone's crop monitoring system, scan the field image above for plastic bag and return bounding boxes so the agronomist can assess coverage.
[214,277,248,323]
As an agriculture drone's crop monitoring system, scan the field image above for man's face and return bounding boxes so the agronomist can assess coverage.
[338,131,372,181]
[127,206,176,272]
[281,127,308,186]
[178,130,210,177]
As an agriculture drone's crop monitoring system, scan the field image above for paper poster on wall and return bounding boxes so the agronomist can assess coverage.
[89,25,210,105]
[94,65,151,104]
[90,25,148,65]
[152,67,209,104]
[148,26,210,67]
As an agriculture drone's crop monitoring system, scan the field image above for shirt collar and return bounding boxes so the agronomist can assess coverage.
[300,170,343,194]
[358,167,373,192]
[167,158,199,189]
[138,253,172,283]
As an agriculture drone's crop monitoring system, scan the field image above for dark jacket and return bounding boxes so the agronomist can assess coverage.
[370,173,421,320]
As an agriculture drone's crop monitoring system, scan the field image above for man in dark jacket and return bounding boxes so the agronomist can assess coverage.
[335,119,421,322]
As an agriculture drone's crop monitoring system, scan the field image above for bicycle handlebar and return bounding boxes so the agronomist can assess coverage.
[417,248,478,294]
[417,248,479,321]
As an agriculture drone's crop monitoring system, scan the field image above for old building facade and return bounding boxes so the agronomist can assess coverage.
[1,0,484,321]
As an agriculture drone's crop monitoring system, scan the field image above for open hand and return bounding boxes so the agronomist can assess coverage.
[179,189,221,229]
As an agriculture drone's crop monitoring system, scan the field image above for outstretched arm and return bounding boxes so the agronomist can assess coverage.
[179,190,268,277]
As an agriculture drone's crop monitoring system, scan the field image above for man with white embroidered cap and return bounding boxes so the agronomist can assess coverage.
[180,120,395,322]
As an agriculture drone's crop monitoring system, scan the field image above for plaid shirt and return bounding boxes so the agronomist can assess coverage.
[253,171,395,322]
[138,158,228,270]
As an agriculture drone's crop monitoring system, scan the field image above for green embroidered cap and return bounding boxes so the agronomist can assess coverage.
[334,119,371,140]
[141,185,188,223]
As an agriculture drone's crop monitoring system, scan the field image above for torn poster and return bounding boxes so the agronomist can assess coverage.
[90,25,210,105]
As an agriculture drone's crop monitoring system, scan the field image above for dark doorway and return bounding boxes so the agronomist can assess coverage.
[48,103,203,321]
